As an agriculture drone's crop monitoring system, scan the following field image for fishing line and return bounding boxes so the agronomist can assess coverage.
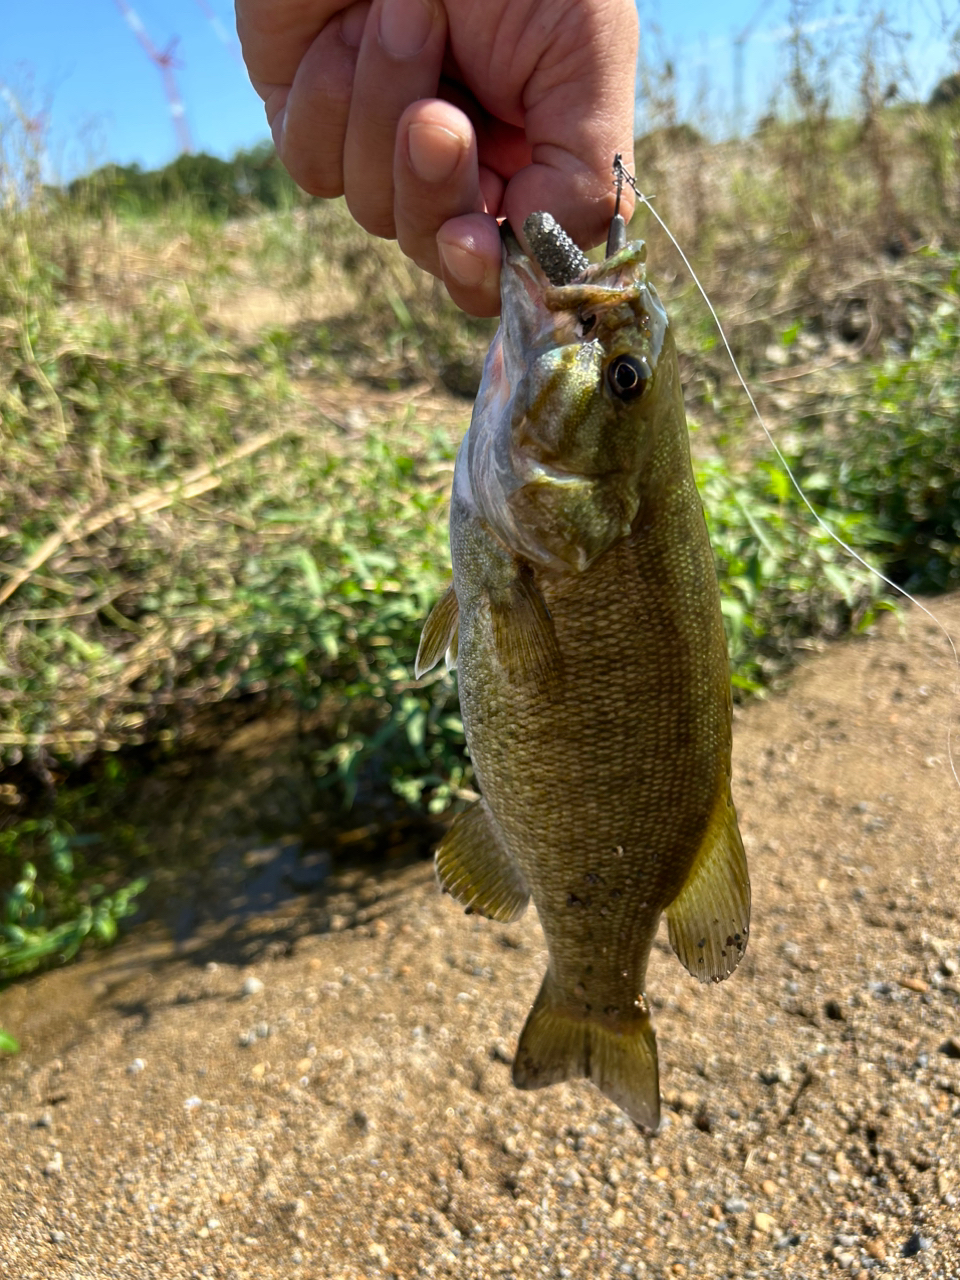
[610,154,960,791]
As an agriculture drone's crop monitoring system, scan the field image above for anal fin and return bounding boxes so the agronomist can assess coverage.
[512,975,660,1132]
[666,785,751,983]
[436,799,530,923]
[415,582,459,678]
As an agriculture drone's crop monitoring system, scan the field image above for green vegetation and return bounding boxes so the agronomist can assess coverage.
[794,262,960,593]
[64,142,304,218]
[1,819,146,981]
[2,58,959,998]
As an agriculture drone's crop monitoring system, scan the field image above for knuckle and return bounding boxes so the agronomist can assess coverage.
[348,200,396,240]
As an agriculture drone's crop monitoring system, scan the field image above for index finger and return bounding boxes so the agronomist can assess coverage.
[237,0,348,90]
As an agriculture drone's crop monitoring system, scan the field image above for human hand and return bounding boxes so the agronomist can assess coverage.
[236,0,638,316]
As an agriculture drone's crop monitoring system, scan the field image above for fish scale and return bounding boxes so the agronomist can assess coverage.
[417,215,750,1130]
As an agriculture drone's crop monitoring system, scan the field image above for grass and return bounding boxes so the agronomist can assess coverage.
[1,68,959,996]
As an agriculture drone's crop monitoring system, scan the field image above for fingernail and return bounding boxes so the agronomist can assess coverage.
[339,1,369,48]
[379,0,434,59]
[407,123,463,184]
[439,241,486,289]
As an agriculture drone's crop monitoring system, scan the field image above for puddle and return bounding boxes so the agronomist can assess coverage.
[11,708,444,952]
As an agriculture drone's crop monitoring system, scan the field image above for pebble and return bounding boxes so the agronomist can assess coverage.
[865,1239,887,1260]
[761,1179,778,1197]
[242,976,265,997]
[723,1196,748,1214]
[127,1058,145,1074]
[775,1232,802,1250]
[759,1063,792,1086]
[903,1232,931,1256]
[753,1212,777,1234]
[44,1152,63,1176]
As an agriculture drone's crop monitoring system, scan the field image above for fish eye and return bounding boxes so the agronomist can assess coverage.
[606,354,651,401]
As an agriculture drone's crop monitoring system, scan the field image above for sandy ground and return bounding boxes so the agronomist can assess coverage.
[1,596,959,1280]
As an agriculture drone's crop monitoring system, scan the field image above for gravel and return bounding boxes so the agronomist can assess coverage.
[1,598,958,1279]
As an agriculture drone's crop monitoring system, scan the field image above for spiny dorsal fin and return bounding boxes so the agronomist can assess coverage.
[665,786,750,984]
[488,570,563,697]
[415,582,459,678]
[512,974,660,1132]
[436,798,530,923]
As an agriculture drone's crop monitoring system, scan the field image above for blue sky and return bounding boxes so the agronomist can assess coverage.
[1,0,957,181]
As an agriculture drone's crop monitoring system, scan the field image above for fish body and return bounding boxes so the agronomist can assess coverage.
[416,219,750,1130]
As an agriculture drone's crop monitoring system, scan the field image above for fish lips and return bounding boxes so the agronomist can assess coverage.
[499,218,667,379]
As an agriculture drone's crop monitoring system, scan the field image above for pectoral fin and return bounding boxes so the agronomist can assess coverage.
[436,799,530,923]
[488,570,563,697]
[666,786,751,983]
[512,975,660,1132]
[415,582,459,678]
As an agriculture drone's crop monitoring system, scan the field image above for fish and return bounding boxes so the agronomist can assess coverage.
[415,210,750,1131]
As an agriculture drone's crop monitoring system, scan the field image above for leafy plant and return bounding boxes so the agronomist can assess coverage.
[792,257,960,592]
[1,817,147,982]
[699,455,892,691]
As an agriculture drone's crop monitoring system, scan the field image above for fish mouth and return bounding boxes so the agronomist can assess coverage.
[498,214,662,379]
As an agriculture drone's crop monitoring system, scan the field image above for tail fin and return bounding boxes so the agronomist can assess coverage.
[511,976,660,1131]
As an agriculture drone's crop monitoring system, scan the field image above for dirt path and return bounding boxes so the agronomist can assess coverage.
[1,598,959,1280]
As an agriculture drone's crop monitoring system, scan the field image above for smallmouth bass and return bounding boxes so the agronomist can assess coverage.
[416,213,750,1131]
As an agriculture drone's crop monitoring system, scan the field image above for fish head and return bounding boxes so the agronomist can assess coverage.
[456,218,683,573]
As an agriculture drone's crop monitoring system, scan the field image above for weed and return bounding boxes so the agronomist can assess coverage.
[793,257,960,592]
[1,818,147,980]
